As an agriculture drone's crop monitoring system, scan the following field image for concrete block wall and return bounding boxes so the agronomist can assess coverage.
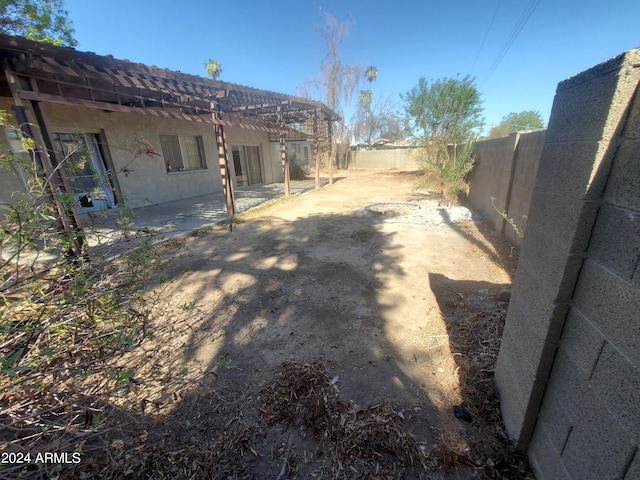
[494,49,640,479]
[347,148,421,170]
[504,130,545,244]
[467,134,518,234]
[467,130,545,244]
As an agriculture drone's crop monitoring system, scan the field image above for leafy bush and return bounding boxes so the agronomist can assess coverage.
[288,154,308,180]
[416,141,476,200]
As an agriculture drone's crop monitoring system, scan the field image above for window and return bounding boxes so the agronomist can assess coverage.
[160,135,206,172]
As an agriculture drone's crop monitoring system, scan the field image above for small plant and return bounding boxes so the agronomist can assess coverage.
[228,215,241,232]
[218,357,242,371]
[352,227,376,244]
[179,299,201,311]
[490,196,527,240]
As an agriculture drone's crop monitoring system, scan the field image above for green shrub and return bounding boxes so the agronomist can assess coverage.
[288,155,308,180]
[416,141,475,200]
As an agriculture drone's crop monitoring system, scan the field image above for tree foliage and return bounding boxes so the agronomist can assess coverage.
[488,110,544,138]
[0,0,76,46]
[364,65,377,86]
[403,75,484,145]
[204,59,222,80]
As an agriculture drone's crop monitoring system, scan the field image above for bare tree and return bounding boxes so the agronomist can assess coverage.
[315,9,361,114]
[300,9,361,171]
[353,94,403,146]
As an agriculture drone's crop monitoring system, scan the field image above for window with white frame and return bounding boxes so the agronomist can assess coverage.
[160,135,206,172]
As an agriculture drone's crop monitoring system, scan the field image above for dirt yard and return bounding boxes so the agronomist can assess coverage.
[85,169,528,479]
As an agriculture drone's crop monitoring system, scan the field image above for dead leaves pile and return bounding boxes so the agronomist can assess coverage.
[443,308,534,479]
[259,361,426,479]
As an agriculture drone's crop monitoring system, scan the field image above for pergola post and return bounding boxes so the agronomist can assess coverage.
[279,117,290,197]
[3,59,85,256]
[327,120,334,185]
[215,124,236,217]
[313,110,320,189]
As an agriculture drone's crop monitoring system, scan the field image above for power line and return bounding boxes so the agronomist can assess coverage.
[472,0,502,70]
[482,0,542,86]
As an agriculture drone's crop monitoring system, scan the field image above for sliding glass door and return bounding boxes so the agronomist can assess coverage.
[231,145,263,186]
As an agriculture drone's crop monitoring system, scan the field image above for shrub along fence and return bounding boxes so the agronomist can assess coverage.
[346,133,545,246]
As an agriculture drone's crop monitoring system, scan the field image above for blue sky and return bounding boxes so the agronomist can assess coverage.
[64,0,639,135]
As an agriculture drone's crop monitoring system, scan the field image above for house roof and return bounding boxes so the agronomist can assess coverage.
[0,34,338,135]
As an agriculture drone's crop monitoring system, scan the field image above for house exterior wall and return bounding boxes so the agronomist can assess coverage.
[494,49,640,479]
[0,99,34,211]
[0,100,278,209]
[0,149,30,213]
[44,103,222,208]
[268,141,313,182]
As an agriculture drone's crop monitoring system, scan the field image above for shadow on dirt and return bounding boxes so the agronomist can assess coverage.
[4,169,531,479]
[438,209,518,280]
[428,272,532,477]
[23,202,468,479]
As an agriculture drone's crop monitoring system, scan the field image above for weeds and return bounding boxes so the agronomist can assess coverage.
[416,140,476,200]
[490,196,527,240]
[0,114,171,477]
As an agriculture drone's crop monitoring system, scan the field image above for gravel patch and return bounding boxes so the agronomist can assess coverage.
[362,202,475,227]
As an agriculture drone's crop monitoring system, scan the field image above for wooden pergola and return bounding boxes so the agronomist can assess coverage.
[0,34,339,235]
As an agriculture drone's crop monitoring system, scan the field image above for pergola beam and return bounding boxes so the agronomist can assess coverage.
[0,33,341,203]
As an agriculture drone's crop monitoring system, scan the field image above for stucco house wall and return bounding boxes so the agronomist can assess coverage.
[0,100,279,209]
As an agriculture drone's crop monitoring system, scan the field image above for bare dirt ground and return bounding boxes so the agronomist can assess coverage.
[51,169,529,479]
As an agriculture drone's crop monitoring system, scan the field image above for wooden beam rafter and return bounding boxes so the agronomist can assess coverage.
[1,34,339,137]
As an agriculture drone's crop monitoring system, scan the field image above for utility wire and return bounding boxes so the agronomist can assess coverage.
[472,0,502,70]
[482,0,542,86]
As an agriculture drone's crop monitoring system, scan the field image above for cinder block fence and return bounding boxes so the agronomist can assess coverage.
[494,50,640,479]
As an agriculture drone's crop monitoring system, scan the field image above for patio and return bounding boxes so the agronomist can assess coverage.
[84,179,325,258]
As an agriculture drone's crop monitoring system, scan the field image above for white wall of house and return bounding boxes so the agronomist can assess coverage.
[0,100,282,209]
[43,103,222,208]
[0,99,35,212]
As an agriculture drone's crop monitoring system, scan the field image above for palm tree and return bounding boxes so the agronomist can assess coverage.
[359,89,373,109]
[204,59,222,80]
[365,66,378,88]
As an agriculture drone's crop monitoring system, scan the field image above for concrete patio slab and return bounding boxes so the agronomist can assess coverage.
[84,179,325,258]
